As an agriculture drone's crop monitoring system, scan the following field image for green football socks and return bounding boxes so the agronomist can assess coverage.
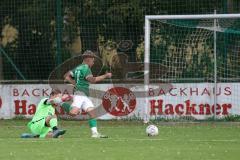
[88,119,97,128]
[61,102,72,113]
[49,118,58,128]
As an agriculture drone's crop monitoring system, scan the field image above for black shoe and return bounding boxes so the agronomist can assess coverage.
[52,129,66,138]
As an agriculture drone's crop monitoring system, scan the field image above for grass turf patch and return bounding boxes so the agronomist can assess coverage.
[0,120,240,160]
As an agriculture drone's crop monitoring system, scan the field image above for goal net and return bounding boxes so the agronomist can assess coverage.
[144,14,240,121]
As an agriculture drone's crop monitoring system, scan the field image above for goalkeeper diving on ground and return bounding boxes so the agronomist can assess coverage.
[21,89,67,138]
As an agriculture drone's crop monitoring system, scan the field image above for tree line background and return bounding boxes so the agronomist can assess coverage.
[0,0,240,81]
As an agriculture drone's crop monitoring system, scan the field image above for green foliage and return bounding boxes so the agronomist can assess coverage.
[1,0,240,80]
[223,115,240,121]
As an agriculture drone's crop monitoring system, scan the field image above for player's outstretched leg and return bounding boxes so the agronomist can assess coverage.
[61,102,107,138]
[87,108,108,138]
[88,119,108,138]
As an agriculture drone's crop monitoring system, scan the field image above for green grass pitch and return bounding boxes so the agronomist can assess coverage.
[0,120,240,160]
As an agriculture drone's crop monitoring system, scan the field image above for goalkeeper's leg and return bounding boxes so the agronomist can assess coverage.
[45,115,66,138]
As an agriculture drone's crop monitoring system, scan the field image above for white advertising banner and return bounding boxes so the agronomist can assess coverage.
[143,83,237,120]
[0,83,239,120]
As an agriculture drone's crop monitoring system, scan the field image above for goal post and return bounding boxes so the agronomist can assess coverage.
[144,13,240,122]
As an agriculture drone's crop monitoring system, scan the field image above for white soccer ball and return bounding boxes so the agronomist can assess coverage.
[146,125,159,136]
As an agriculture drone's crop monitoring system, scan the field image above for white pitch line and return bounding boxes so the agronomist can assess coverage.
[109,138,240,142]
[0,138,239,143]
[189,139,239,142]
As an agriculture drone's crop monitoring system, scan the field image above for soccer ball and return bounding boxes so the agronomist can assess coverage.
[146,125,158,136]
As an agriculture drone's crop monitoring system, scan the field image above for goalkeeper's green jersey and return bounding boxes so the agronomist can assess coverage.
[72,64,92,96]
[31,98,55,122]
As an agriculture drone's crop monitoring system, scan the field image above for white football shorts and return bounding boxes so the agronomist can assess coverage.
[71,94,94,111]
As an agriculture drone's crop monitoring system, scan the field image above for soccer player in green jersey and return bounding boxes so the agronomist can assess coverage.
[21,89,66,138]
[63,50,112,138]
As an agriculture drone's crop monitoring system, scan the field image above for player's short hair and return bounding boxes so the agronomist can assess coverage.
[82,50,96,58]
[50,89,62,96]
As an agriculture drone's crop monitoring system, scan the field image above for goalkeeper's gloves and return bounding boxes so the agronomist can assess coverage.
[47,97,62,106]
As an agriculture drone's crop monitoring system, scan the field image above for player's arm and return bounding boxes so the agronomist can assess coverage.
[44,94,72,106]
[43,98,60,108]
[45,97,62,106]
[86,72,112,84]
[64,71,76,85]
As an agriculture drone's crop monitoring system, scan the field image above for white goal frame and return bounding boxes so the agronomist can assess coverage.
[144,13,240,122]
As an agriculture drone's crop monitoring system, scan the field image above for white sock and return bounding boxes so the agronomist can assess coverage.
[91,127,98,134]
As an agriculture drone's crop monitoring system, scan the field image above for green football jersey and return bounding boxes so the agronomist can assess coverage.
[31,98,55,122]
[72,64,92,96]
